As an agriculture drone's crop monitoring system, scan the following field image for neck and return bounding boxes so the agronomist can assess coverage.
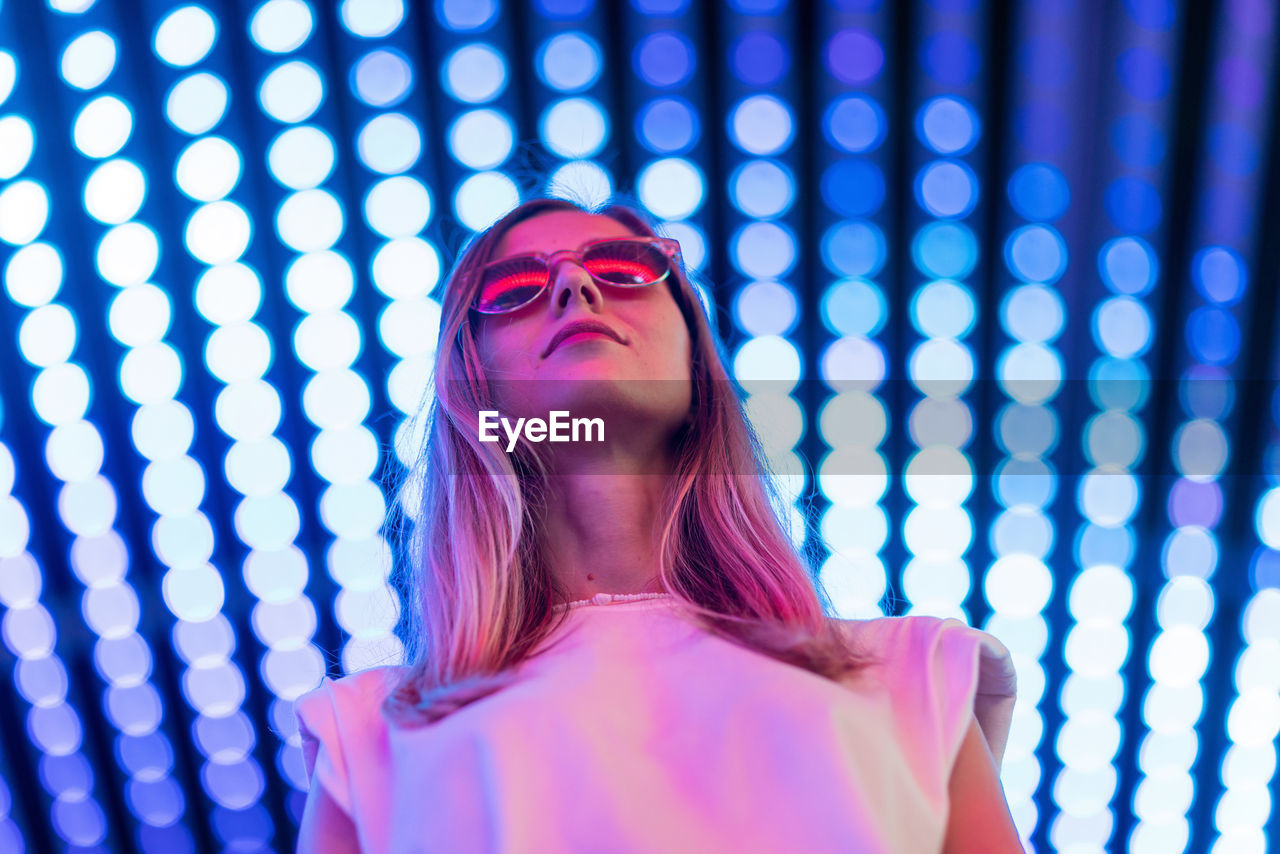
[540,453,673,602]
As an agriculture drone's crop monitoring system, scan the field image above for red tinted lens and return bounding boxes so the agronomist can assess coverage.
[475,258,550,313]
[582,240,671,285]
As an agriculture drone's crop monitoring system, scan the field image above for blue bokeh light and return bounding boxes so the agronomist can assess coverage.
[352,49,412,107]
[436,0,498,30]
[916,161,978,219]
[637,97,699,154]
[1005,225,1068,283]
[1007,163,1069,222]
[917,96,980,155]
[913,222,978,279]
[634,32,695,88]
[537,32,602,92]
[731,159,794,219]
[1105,177,1162,233]
[824,96,885,154]
[824,160,885,218]
[731,31,789,86]
[1192,246,1246,305]
[1098,237,1158,296]
[822,220,887,278]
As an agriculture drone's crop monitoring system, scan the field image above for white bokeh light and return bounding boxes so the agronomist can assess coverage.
[4,243,64,307]
[259,61,325,124]
[370,238,440,300]
[185,201,252,265]
[276,190,344,252]
[0,180,50,246]
[108,284,172,348]
[636,158,704,221]
[448,109,514,170]
[95,222,159,286]
[175,137,242,202]
[547,160,612,210]
[356,113,421,174]
[32,364,91,426]
[73,96,133,158]
[443,43,506,103]
[165,72,230,135]
[84,159,146,224]
[294,311,362,371]
[453,171,519,232]
[18,304,77,368]
[539,98,608,159]
[267,126,335,190]
[250,0,314,53]
[0,52,14,107]
[154,5,218,67]
[340,0,405,38]
[363,177,431,239]
[285,251,355,312]
[0,115,34,179]
[196,263,263,325]
[60,30,117,90]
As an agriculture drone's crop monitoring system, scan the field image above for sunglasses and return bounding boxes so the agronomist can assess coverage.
[469,236,683,315]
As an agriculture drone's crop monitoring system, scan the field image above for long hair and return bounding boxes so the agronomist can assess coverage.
[383,196,876,726]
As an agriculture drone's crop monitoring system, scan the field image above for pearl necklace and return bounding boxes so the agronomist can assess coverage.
[553,591,675,611]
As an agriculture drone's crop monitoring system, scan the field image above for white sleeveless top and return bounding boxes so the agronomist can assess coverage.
[295,596,1017,853]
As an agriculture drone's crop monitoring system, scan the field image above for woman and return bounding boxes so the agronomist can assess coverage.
[295,197,1023,853]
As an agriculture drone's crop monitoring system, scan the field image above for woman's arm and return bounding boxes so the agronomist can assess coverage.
[942,713,1024,854]
[296,781,361,854]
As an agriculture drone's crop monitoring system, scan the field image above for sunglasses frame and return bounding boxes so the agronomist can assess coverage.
[468,235,684,315]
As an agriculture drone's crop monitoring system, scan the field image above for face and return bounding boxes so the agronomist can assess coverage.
[473,210,693,442]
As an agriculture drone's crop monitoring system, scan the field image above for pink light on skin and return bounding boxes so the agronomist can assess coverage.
[473,210,693,432]
[550,330,615,352]
[471,208,695,603]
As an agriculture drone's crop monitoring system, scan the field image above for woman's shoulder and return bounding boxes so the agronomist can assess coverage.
[293,664,409,826]
[295,664,408,730]
[832,613,1011,671]
[832,613,1015,694]
[828,612,1018,769]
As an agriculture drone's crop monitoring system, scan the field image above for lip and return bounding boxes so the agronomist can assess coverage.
[543,319,626,357]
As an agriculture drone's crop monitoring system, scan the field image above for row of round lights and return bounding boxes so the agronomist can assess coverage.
[628,3,708,277]
[331,0,447,729]
[149,5,283,847]
[1130,0,1264,847]
[1200,1,1280,849]
[994,6,1093,850]
[904,11,983,630]
[531,10,613,209]
[1055,3,1170,852]
[811,11,893,619]
[434,1,519,232]
[0,441,112,848]
[158,2,329,839]
[1,15,197,848]
[720,7,807,562]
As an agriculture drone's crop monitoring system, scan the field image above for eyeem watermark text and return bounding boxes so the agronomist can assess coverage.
[479,411,605,452]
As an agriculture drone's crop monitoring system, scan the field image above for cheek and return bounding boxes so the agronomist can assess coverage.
[475,322,522,368]
[474,327,499,371]
[656,309,694,375]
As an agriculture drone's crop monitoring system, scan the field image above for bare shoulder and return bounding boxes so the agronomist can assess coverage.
[942,714,1023,854]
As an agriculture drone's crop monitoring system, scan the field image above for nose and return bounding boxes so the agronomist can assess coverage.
[547,254,603,313]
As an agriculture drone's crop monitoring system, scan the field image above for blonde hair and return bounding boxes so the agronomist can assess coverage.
[384,197,874,726]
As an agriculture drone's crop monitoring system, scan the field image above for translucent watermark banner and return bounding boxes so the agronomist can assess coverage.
[392,379,1271,478]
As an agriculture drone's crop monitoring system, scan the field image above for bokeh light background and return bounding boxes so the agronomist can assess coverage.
[1,0,1278,851]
